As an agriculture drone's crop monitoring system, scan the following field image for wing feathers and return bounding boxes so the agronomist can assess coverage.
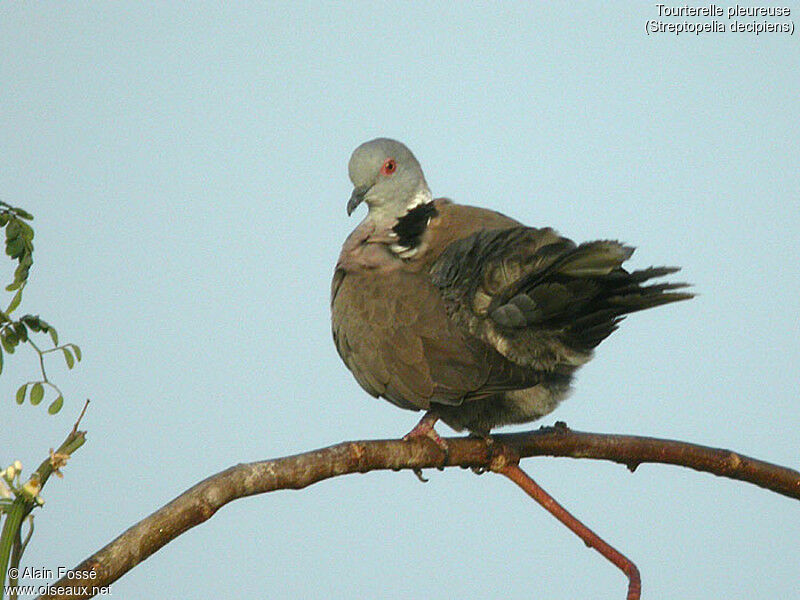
[431,226,693,365]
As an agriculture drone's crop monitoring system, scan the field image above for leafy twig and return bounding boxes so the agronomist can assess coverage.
[0,202,81,414]
[0,401,89,598]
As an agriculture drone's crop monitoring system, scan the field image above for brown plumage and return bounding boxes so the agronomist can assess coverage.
[332,138,692,436]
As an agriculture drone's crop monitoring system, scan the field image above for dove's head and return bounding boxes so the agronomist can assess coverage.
[346,138,432,220]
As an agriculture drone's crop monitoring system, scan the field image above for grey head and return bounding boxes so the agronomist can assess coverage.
[347,138,432,221]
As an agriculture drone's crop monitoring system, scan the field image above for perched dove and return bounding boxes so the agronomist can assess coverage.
[332,138,691,442]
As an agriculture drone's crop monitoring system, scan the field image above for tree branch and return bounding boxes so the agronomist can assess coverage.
[36,425,800,600]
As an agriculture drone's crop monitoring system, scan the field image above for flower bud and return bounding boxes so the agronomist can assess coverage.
[20,478,41,500]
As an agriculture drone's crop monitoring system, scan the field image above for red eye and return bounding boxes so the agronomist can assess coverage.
[381,158,397,175]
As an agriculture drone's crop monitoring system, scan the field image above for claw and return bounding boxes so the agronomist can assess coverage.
[403,411,449,471]
[412,468,429,483]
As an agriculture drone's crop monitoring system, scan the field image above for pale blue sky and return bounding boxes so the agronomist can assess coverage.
[2,3,799,599]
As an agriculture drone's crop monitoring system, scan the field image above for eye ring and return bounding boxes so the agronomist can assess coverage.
[381,158,397,175]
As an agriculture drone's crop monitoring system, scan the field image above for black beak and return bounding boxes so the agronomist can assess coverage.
[347,185,370,216]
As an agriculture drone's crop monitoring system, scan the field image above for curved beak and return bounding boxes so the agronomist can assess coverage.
[347,185,370,216]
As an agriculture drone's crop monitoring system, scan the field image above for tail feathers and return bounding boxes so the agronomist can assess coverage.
[490,241,693,350]
[567,267,694,349]
[609,265,681,283]
[609,270,693,309]
[569,308,625,348]
[554,241,634,277]
[606,289,695,313]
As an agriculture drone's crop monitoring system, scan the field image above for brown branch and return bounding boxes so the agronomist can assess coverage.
[496,457,642,600]
[36,425,800,600]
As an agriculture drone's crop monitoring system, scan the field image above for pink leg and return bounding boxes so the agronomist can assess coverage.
[495,457,641,600]
[403,411,448,454]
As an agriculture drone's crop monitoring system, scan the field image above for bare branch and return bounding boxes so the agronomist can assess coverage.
[36,425,800,600]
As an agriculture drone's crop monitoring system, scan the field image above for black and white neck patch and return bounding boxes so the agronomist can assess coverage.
[391,202,438,257]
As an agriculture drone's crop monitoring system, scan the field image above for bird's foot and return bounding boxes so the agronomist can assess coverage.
[539,420,570,434]
[470,437,519,476]
[468,432,495,475]
[403,411,449,471]
[403,411,448,451]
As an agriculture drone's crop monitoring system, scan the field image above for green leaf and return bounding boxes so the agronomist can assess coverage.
[6,237,24,258]
[5,219,20,240]
[15,384,26,404]
[1,331,15,354]
[30,382,44,405]
[17,220,34,240]
[62,347,75,369]
[13,208,33,221]
[6,289,22,314]
[15,257,31,273]
[13,264,30,284]
[70,344,82,361]
[12,322,27,342]
[5,281,20,292]
[48,396,64,415]
[49,327,58,346]
[0,347,3,375]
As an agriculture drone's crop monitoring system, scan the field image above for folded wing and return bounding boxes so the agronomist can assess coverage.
[430,227,693,372]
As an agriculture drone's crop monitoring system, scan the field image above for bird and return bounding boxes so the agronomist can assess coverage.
[331,138,692,445]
